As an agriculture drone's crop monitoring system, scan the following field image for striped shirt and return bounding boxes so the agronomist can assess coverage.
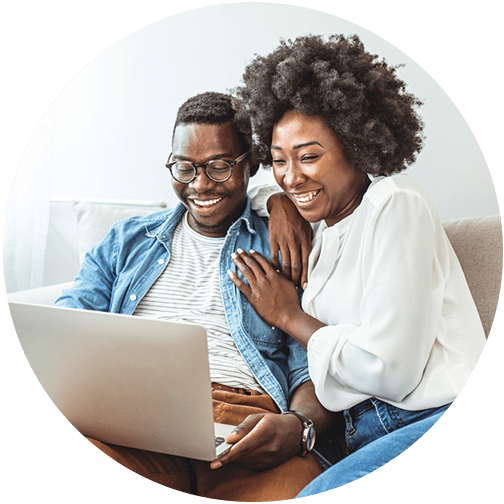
[134,212,265,393]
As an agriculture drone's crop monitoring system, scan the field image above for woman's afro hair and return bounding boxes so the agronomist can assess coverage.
[233,34,425,176]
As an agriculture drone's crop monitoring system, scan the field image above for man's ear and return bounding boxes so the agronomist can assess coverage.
[250,164,260,177]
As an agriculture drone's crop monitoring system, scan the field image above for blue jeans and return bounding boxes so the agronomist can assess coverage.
[297,399,450,497]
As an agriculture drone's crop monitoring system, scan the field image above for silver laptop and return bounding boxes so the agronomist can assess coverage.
[9,301,234,461]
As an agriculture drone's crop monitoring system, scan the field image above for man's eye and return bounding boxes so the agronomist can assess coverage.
[177,167,193,174]
[210,161,231,170]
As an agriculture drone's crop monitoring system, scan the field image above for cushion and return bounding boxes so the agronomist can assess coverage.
[443,214,502,338]
[73,201,166,264]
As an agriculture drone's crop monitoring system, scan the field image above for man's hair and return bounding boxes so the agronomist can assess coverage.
[233,34,424,176]
[173,92,253,155]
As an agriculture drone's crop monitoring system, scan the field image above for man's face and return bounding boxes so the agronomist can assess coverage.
[171,122,252,237]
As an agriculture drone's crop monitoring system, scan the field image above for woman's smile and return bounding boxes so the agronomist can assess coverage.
[290,189,321,205]
[271,110,370,227]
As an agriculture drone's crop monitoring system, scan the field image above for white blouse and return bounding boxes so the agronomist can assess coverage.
[304,174,486,412]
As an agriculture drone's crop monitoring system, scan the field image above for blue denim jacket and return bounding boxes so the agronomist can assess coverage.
[55,199,309,412]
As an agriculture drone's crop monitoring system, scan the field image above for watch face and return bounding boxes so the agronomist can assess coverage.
[306,427,316,451]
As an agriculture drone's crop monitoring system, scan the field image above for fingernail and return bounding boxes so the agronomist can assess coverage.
[303,283,308,290]
[237,248,244,254]
[231,253,237,260]
[211,461,222,470]
[249,249,256,254]
[227,270,233,278]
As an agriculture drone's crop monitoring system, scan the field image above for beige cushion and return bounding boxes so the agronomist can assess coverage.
[73,201,165,264]
[443,215,502,338]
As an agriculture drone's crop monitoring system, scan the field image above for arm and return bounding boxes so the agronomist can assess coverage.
[249,182,312,288]
[306,191,439,402]
[266,193,312,288]
[287,380,334,440]
[230,190,442,404]
[210,380,333,471]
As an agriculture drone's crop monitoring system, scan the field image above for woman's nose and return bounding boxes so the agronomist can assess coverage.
[283,162,307,188]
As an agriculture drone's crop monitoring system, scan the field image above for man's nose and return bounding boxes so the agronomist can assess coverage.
[189,167,216,192]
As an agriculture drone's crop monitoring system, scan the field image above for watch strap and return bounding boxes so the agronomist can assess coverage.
[281,410,314,456]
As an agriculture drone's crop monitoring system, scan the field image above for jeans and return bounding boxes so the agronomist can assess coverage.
[297,399,450,497]
[344,398,451,454]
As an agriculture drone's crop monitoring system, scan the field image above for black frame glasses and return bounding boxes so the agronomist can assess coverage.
[166,151,250,183]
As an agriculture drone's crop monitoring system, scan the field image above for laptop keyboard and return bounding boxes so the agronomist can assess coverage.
[215,436,226,447]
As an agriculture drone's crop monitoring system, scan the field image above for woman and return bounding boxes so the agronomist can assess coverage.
[228,34,487,494]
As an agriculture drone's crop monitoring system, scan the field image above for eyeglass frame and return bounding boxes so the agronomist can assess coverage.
[165,151,250,183]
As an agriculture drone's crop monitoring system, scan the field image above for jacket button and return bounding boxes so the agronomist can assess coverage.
[130,294,137,301]
[158,258,165,265]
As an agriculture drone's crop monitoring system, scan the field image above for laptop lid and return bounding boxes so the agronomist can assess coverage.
[9,301,232,461]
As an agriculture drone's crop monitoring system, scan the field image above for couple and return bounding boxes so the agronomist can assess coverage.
[56,34,486,500]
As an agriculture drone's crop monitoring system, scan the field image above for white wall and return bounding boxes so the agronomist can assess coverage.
[9,2,500,288]
[40,3,497,220]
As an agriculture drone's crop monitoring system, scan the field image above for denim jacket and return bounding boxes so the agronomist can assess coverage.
[55,199,310,412]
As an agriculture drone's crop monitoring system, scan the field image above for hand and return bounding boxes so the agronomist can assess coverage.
[267,193,312,288]
[228,249,303,332]
[210,412,303,471]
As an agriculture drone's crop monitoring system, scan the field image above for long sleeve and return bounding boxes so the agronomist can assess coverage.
[248,181,282,217]
[304,176,485,411]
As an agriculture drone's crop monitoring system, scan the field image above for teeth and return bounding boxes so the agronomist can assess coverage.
[192,197,222,207]
[293,190,320,203]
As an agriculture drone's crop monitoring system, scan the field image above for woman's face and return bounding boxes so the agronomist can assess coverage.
[271,110,370,227]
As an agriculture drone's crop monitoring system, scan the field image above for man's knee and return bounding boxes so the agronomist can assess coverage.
[86,437,193,493]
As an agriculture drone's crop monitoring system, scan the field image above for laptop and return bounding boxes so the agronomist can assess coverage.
[8,301,234,461]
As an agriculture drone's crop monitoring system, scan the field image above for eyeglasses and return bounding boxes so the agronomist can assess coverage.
[166,151,250,183]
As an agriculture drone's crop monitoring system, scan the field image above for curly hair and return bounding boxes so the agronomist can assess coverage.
[233,34,424,176]
[173,91,252,154]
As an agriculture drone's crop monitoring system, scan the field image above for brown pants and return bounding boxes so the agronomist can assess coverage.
[87,386,322,501]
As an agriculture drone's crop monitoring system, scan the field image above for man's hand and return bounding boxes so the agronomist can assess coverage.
[210,412,303,471]
[266,193,312,289]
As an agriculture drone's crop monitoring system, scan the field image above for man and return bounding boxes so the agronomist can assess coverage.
[55,92,333,500]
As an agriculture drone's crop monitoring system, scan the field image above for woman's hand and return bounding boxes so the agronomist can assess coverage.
[229,249,327,348]
[266,193,312,289]
[228,249,302,333]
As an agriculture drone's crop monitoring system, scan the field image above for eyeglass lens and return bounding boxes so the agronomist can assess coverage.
[172,160,232,182]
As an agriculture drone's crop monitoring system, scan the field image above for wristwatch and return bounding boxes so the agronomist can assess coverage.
[281,410,316,456]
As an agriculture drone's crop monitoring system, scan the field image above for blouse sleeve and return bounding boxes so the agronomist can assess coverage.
[307,189,445,404]
[248,182,282,217]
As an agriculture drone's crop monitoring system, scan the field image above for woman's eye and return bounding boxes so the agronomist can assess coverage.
[302,155,318,162]
[272,159,286,165]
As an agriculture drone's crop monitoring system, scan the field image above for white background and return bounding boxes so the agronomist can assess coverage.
[7,1,502,291]
[4,2,500,220]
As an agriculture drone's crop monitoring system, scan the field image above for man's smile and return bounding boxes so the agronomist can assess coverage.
[188,195,225,210]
